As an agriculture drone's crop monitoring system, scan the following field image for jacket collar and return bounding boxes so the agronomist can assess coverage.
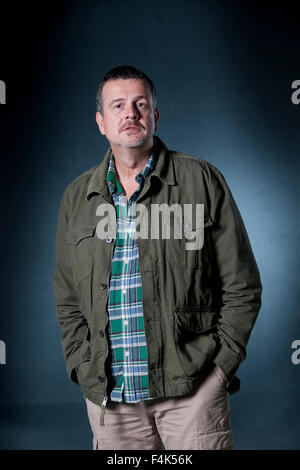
[86,135,175,200]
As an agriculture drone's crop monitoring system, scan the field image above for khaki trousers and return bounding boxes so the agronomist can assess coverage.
[85,364,234,450]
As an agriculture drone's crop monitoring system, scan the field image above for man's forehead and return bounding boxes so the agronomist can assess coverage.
[102,78,150,100]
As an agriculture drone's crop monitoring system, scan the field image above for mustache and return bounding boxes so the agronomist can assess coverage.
[120,122,143,131]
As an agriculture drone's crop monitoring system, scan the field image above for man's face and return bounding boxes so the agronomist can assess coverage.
[96,78,159,150]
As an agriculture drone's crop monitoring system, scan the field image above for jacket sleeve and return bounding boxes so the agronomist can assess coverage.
[53,187,90,386]
[208,167,263,387]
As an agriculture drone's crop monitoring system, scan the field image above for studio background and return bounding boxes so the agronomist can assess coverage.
[0,0,299,450]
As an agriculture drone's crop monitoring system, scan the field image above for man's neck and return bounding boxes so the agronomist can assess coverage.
[110,140,154,180]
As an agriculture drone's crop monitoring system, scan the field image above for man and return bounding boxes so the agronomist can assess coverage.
[53,64,262,450]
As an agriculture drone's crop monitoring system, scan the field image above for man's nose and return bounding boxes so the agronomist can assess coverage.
[125,103,139,120]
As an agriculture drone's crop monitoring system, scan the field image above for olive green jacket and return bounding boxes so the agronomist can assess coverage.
[53,136,262,405]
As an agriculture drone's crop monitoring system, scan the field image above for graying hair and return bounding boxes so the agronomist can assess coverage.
[96,64,157,115]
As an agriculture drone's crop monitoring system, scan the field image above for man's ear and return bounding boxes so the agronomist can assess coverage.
[96,111,105,135]
[154,108,159,132]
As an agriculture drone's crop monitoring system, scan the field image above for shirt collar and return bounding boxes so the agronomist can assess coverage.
[86,135,175,201]
[106,138,159,196]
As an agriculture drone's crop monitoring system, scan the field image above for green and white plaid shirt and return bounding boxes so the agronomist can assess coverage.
[106,140,158,403]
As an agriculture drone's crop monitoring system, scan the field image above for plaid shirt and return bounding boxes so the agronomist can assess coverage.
[106,142,158,403]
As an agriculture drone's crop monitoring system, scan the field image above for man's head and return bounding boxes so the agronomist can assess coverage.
[95,64,159,151]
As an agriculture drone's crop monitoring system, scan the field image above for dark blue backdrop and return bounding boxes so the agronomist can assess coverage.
[0,0,299,450]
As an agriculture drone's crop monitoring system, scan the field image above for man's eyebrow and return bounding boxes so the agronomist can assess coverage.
[108,98,124,107]
[134,95,148,101]
[108,95,149,107]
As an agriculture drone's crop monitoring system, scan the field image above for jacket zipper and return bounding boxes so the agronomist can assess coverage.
[100,235,115,426]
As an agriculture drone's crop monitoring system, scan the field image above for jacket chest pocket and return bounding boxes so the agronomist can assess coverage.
[165,214,213,268]
[65,225,96,282]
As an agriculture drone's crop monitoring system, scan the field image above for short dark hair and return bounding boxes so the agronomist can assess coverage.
[96,64,157,115]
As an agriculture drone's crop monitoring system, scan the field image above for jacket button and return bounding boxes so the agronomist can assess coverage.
[99,283,107,290]
[106,236,112,243]
[98,375,105,383]
[99,330,105,337]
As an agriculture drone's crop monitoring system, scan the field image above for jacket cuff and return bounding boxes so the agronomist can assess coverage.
[213,344,243,390]
[66,340,91,386]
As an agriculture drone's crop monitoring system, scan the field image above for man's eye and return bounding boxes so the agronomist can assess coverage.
[138,102,147,108]
[115,104,122,109]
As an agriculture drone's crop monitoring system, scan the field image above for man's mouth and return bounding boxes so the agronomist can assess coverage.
[123,126,140,131]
